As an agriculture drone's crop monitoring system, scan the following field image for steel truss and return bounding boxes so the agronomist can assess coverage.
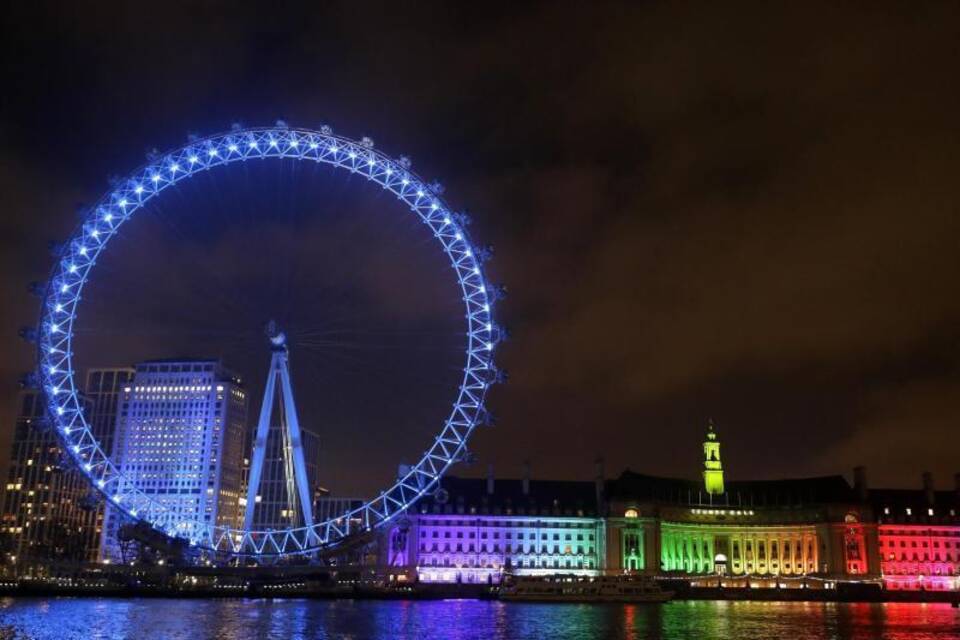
[36,125,500,556]
[243,325,315,533]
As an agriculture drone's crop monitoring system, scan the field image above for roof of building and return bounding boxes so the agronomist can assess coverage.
[412,469,869,517]
[868,488,960,525]
[137,358,220,364]
[415,476,600,517]
[133,359,242,383]
[869,488,960,509]
[606,470,857,507]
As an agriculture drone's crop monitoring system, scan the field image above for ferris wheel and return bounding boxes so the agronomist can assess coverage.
[35,124,501,556]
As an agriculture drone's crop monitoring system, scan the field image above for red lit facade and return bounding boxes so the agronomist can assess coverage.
[873,477,960,591]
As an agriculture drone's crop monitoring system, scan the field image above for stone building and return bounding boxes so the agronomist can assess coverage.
[381,424,958,593]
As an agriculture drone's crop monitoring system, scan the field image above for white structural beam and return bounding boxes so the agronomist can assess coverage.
[243,324,315,532]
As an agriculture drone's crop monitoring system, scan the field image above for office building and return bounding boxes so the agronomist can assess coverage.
[100,359,247,560]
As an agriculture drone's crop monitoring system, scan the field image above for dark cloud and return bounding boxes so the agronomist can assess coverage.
[1,2,958,493]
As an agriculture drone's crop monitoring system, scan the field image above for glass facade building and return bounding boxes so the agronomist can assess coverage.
[1,369,134,566]
[83,368,135,467]
[100,360,247,560]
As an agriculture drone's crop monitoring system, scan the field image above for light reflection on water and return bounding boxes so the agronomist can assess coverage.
[1,598,959,640]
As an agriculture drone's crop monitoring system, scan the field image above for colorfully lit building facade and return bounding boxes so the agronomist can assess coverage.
[381,426,960,592]
[604,472,874,584]
[872,476,960,592]
[602,429,885,587]
[385,468,605,584]
[100,360,248,560]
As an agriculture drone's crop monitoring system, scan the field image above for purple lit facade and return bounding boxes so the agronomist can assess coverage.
[381,471,606,584]
[377,431,960,593]
[407,514,604,584]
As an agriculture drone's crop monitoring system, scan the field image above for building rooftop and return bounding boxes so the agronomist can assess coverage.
[868,488,960,525]
[606,470,857,508]
[133,359,242,384]
[416,476,600,517]
[412,468,869,518]
[137,358,220,364]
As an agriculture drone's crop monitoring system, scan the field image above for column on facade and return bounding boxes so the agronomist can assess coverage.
[730,533,742,575]
[769,536,776,575]
[680,535,687,573]
[813,533,821,573]
[768,536,776,575]
[692,534,701,573]
[802,533,813,574]
[700,534,710,573]
[752,535,760,575]
[706,535,715,574]
[697,534,706,573]
[760,536,767,574]
[636,527,644,571]
[690,534,697,573]
[660,530,671,571]
[795,535,803,574]
[664,533,670,571]
[665,531,675,571]
[758,536,767,574]
[672,530,681,571]
[770,537,779,575]
[799,535,808,575]
[744,535,752,573]
[800,535,809,574]
[782,535,799,573]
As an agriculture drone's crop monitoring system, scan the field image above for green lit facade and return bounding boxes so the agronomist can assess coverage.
[603,424,870,581]
[384,423,958,592]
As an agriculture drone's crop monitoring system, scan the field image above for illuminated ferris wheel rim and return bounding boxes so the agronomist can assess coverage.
[36,124,499,556]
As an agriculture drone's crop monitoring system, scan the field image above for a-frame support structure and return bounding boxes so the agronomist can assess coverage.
[243,321,315,531]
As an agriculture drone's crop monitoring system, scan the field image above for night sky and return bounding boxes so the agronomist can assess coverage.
[1,3,958,497]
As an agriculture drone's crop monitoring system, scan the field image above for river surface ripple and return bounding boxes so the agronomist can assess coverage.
[2,597,959,639]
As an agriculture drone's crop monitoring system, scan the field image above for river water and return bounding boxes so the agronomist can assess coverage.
[1,598,958,639]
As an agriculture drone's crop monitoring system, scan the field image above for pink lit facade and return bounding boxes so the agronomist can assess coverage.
[379,457,960,593]
[874,479,960,592]
[878,525,960,591]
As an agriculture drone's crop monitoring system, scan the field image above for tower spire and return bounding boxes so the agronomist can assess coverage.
[703,418,725,495]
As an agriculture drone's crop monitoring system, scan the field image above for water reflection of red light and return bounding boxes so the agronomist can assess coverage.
[623,603,636,636]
